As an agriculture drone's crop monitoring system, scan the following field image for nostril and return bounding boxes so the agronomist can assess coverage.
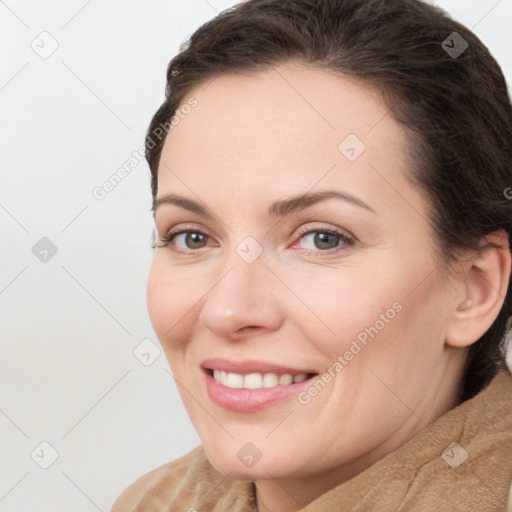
[238,326,259,333]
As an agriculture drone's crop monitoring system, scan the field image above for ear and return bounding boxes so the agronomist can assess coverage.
[445,229,511,348]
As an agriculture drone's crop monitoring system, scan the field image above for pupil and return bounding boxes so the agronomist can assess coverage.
[316,233,337,249]
[188,233,205,248]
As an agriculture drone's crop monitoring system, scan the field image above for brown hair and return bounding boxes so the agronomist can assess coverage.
[145,0,512,402]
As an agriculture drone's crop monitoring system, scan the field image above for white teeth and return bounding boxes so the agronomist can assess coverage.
[278,373,293,386]
[212,371,310,389]
[244,373,263,389]
[262,373,279,388]
[226,372,244,388]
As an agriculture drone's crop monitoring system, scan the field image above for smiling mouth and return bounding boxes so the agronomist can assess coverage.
[205,369,318,389]
[201,360,319,412]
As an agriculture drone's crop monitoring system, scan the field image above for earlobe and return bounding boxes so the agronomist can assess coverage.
[445,230,511,348]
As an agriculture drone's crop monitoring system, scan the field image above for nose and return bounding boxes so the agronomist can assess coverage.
[198,251,283,341]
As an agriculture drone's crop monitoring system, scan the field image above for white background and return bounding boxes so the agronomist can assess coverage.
[1,1,511,510]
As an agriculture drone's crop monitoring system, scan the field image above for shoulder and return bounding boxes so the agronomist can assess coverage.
[111,445,256,512]
[463,367,512,458]
[405,367,512,510]
[111,445,213,512]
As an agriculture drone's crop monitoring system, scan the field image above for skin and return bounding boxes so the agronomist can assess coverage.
[146,61,511,512]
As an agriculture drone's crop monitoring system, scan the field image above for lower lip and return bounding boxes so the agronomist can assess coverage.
[204,371,315,412]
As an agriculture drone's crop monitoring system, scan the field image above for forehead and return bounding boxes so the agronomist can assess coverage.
[157,61,423,219]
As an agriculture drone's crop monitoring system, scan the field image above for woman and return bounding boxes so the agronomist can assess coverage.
[112,0,512,510]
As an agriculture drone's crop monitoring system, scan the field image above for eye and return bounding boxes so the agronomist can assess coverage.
[153,228,213,252]
[294,226,355,255]
[153,225,355,256]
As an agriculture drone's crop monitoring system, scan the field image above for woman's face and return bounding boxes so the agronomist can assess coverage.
[147,62,466,482]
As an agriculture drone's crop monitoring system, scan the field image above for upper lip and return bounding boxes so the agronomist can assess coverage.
[201,357,317,375]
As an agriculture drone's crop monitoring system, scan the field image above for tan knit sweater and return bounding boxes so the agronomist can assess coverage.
[112,368,512,511]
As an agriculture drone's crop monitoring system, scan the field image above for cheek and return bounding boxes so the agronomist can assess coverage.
[287,269,402,355]
[146,260,197,349]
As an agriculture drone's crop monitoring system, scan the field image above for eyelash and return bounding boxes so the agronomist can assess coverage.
[153,225,355,256]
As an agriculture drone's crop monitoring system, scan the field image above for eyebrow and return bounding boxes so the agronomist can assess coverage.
[152,190,376,218]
